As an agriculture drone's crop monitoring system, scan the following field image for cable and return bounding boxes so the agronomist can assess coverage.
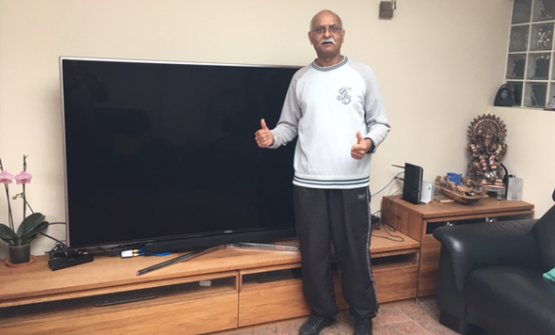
[121,247,173,258]
[39,230,67,249]
[390,187,403,197]
[39,222,73,257]
[86,244,145,257]
[370,212,405,242]
[371,171,404,197]
[40,222,173,258]
[38,222,66,243]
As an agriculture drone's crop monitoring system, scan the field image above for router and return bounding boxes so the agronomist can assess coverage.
[394,163,424,205]
[402,163,423,205]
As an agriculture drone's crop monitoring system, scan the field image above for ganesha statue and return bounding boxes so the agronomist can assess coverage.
[467,114,507,186]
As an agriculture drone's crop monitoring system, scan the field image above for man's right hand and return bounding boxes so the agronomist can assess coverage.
[255,119,275,148]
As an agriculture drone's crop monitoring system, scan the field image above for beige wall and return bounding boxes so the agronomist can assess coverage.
[1,0,553,258]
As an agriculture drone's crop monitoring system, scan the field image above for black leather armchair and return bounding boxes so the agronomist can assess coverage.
[433,189,555,335]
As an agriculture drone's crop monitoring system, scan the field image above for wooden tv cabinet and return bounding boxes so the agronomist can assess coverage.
[0,231,419,335]
[381,196,534,297]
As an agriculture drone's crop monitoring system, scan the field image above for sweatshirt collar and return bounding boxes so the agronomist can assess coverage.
[311,56,348,71]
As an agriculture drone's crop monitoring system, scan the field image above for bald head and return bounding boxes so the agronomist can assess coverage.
[307,9,345,66]
[310,10,343,31]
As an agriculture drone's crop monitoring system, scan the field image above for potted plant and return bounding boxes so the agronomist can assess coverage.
[0,155,48,266]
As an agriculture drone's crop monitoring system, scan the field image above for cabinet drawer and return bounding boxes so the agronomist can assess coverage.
[239,266,349,327]
[374,264,418,302]
[239,278,309,327]
[1,278,238,335]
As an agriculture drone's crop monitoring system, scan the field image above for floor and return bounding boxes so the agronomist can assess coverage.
[211,298,464,335]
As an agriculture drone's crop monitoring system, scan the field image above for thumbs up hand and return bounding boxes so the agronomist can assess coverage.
[255,119,275,148]
[351,131,373,160]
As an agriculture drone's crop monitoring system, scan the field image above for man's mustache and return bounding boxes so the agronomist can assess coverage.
[320,38,336,45]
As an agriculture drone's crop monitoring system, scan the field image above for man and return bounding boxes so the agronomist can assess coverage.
[255,9,390,335]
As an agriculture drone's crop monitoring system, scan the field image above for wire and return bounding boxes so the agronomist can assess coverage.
[371,171,404,197]
[389,187,403,197]
[40,222,72,256]
[372,224,405,242]
[87,244,145,257]
[40,222,174,258]
[38,230,67,248]
[127,248,173,257]
[370,211,405,242]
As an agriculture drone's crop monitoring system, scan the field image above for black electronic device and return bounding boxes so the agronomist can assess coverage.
[48,254,94,271]
[402,163,423,205]
[60,57,300,253]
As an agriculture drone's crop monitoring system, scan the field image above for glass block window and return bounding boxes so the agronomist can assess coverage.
[507,0,555,109]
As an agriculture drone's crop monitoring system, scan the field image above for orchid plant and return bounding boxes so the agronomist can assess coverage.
[0,155,48,246]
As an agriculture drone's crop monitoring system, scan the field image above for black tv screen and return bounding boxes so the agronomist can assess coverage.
[60,57,299,252]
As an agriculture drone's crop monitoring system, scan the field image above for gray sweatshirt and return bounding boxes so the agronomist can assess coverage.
[270,57,390,189]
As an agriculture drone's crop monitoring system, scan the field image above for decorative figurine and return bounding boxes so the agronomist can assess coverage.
[467,114,507,190]
[435,175,487,204]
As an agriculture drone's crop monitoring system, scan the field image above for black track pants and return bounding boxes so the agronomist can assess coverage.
[294,185,379,319]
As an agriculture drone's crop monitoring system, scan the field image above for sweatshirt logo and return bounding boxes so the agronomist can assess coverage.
[337,87,352,105]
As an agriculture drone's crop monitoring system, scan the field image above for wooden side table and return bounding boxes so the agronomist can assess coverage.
[380,196,534,297]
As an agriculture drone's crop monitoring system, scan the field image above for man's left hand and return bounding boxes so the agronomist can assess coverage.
[351,131,372,160]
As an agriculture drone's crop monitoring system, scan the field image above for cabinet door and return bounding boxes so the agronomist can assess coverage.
[239,267,308,327]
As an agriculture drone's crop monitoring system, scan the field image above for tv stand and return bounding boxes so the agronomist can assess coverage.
[0,233,420,335]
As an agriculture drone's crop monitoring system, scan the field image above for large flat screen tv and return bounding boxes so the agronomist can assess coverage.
[60,57,299,253]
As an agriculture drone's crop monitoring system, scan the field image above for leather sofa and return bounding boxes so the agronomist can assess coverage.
[433,189,555,335]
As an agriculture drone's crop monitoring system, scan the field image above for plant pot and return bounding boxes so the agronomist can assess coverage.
[6,244,35,267]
